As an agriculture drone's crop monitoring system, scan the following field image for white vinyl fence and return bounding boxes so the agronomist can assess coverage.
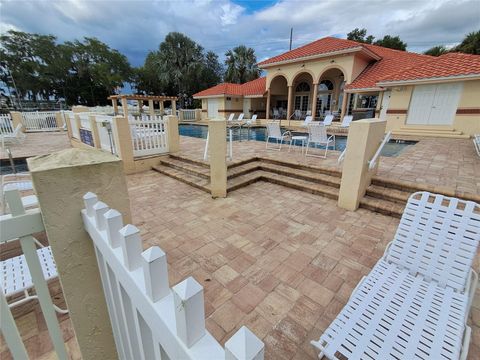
[21,111,62,131]
[1,189,68,359]
[129,116,168,157]
[78,113,92,130]
[0,113,14,134]
[180,109,196,121]
[82,193,264,360]
[66,112,80,139]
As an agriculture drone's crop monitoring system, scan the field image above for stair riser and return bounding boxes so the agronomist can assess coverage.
[169,154,209,168]
[264,177,338,200]
[160,160,210,179]
[358,202,403,218]
[365,189,409,205]
[260,166,340,188]
[258,157,341,178]
[228,166,260,180]
[153,168,209,193]
[227,176,261,192]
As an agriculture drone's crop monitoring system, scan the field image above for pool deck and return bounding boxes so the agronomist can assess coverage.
[0,131,71,160]
[1,128,479,359]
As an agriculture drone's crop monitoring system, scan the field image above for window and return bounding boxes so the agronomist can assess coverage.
[355,94,378,109]
[319,80,334,91]
[295,82,310,92]
[226,97,232,100]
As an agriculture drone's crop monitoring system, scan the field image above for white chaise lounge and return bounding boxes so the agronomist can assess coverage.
[474,134,479,157]
[312,192,480,360]
[340,115,353,128]
[322,114,334,126]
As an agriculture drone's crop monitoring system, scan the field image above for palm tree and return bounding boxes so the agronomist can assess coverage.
[224,45,260,84]
[455,31,480,55]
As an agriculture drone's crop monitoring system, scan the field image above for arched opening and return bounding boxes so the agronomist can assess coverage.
[316,68,346,118]
[292,72,314,119]
[269,75,288,118]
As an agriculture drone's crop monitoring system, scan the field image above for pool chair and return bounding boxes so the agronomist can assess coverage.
[312,192,480,360]
[227,113,235,122]
[305,124,335,158]
[1,244,68,314]
[474,134,480,157]
[1,174,38,213]
[237,113,244,122]
[266,121,290,150]
[301,115,313,127]
[340,115,353,128]
[1,124,26,150]
[321,114,334,126]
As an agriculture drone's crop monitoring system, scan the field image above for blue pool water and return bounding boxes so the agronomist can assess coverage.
[179,124,416,157]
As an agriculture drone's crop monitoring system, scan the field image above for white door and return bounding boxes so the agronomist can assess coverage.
[379,90,391,119]
[407,83,462,125]
[207,99,218,119]
[429,83,463,125]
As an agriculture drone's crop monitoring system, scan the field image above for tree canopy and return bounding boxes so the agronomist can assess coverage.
[347,28,407,51]
[0,30,132,106]
[224,45,260,84]
[423,45,449,56]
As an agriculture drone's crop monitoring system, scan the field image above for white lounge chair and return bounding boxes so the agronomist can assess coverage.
[1,124,26,150]
[474,134,480,157]
[305,124,335,158]
[273,108,280,119]
[237,113,244,122]
[301,115,313,127]
[312,192,480,360]
[340,115,353,128]
[227,113,235,122]
[1,243,68,314]
[265,122,290,150]
[322,114,334,126]
[1,174,38,213]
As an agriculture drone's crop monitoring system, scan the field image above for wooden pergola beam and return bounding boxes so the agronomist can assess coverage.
[108,94,178,101]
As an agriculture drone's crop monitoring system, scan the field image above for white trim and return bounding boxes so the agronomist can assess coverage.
[377,74,480,86]
[345,87,383,93]
[244,94,266,98]
[258,46,381,68]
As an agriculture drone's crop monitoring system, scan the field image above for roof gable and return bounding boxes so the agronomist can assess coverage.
[193,77,266,98]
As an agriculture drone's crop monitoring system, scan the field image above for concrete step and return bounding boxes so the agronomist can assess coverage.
[359,196,404,218]
[159,157,210,179]
[399,125,456,132]
[169,154,210,168]
[392,129,469,139]
[365,184,411,205]
[152,164,210,193]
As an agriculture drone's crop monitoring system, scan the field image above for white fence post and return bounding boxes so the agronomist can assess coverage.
[173,277,206,347]
[142,247,169,302]
[82,192,265,360]
[225,326,265,360]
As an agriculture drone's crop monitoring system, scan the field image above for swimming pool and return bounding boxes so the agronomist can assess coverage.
[179,124,416,157]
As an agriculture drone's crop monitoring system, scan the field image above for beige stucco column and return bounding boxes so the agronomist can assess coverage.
[208,119,227,198]
[265,89,271,120]
[28,148,132,360]
[338,119,386,211]
[112,99,118,115]
[160,101,165,115]
[121,97,128,118]
[311,83,318,119]
[10,111,25,132]
[64,113,73,139]
[171,100,177,116]
[89,115,101,149]
[138,100,143,113]
[112,115,135,173]
[148,100,155,117]
[340,92,349,119]
[166,115,180,152]
[286,85,293,120]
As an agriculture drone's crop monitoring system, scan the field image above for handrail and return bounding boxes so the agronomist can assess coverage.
[337,148,347,164]
[368,131,391,171]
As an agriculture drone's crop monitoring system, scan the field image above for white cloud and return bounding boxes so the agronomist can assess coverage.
[0,0,478,66]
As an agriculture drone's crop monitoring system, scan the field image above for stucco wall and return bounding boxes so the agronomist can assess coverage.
[384,81,480,136]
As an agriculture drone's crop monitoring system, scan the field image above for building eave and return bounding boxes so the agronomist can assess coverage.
[258,46,380,69]
[377,74,480,87]
[345,87,383,93]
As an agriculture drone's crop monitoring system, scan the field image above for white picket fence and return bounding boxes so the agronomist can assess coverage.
[21,111,62,132]
[1,189,68,359]
[180,109,197,121]
[82,193,264,360]
[129,116,168,157]
[95,115,117,154]
[0,113,14,133]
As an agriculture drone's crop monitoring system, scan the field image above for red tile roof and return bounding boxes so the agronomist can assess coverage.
[193,77,266,98]
[347,44,431,90]
[257,37,365,66]
[377,52,480,83]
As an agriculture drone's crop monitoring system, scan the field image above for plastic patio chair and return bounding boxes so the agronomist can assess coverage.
[265,121,290,150]
[340,115,353,128]
[1,174,38,213]
[311,192,480,360]
[301,115,313,127]
[305,124,335,158]
[322,114,334,126]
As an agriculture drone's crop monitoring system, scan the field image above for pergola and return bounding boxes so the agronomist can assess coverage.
[108,94,178,117]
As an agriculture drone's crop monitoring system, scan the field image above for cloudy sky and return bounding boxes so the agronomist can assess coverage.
[1,0,479,66]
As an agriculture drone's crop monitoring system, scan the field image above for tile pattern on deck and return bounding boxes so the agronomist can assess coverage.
[1,131,71,160]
